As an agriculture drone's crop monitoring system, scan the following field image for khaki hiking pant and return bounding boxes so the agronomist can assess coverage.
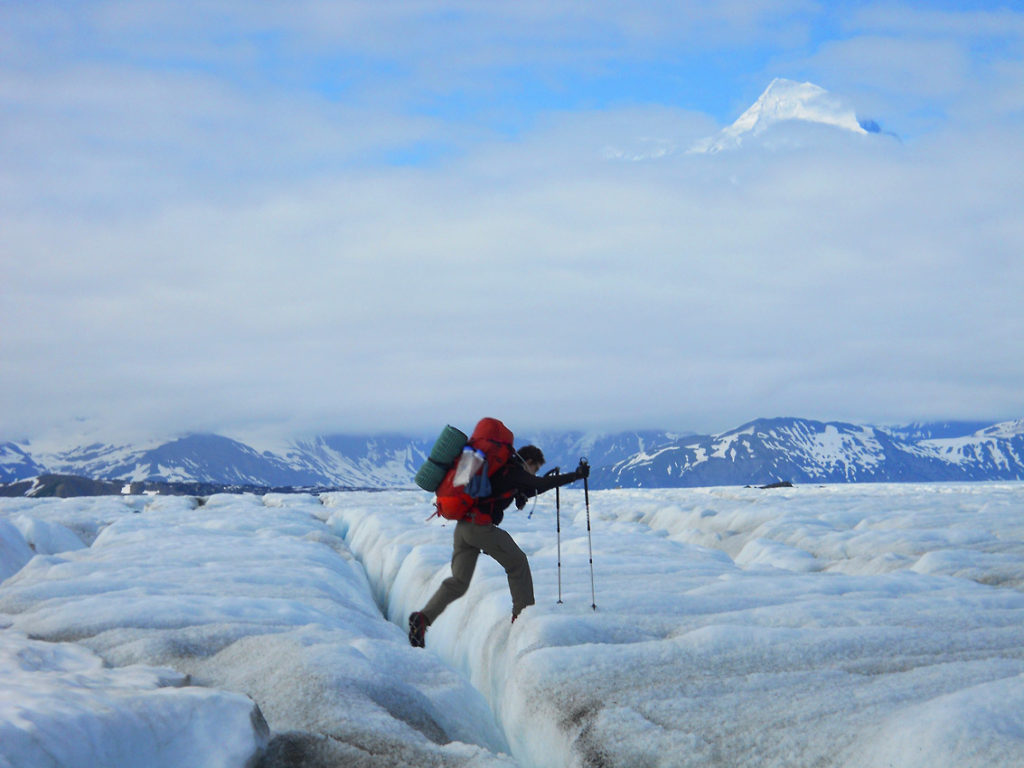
[421,520,535,623]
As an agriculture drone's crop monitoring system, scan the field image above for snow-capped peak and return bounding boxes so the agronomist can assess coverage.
[690,78,870,154]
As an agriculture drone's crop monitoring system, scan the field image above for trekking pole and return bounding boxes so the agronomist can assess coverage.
[556,478,563,604]
[545,467,563,604]
[581,458,596,611]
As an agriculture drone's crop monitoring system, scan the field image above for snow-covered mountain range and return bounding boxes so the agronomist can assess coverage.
[599,417,1024,488]
[0,429,685,490]
[3,418,1023,493]
[689,78,882,154]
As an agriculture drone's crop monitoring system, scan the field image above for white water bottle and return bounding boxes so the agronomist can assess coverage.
[452,447,485,487]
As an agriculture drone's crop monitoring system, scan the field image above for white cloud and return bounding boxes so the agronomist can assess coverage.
[2,1,1023,440]
[773,5,1024,133]
[849,4,1024,39]
[7,111,1023,437]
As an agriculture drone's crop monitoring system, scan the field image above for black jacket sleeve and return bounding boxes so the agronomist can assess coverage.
[479,459,584,525]
[489,462,582,499]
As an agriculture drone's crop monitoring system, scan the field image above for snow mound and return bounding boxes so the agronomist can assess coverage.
[0,629,267,768]
[0,519,34,581]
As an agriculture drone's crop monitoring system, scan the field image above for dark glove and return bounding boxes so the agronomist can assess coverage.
[575,459,590,480]
[515,493,529,510]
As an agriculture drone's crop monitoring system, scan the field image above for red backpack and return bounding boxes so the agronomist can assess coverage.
[434,418,516,525]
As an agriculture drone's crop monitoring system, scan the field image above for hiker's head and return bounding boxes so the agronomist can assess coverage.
[518,445,545,475]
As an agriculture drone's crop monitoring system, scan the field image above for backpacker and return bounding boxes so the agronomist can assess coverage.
[434,418,516,525]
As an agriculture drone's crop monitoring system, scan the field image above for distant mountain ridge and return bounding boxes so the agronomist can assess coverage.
[0,429,685,489]
[3,418,1023,493]
[598,418,1024,488]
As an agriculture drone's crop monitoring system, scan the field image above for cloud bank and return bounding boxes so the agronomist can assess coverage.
[2,2,1022,441]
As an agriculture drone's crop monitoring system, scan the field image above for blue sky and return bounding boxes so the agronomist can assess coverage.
[2,1,1023,443]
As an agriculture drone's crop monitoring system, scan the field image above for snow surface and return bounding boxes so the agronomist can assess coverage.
[0,629,264,768]
[3,483,1024,767]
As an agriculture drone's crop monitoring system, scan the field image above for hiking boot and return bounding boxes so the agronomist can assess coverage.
[408,612,428,648]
